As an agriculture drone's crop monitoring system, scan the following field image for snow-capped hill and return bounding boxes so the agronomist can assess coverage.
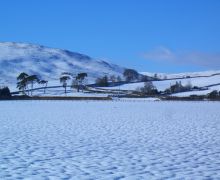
[0,42,124,86]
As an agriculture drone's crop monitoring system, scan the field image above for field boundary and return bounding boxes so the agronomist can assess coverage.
[0,96,112,101]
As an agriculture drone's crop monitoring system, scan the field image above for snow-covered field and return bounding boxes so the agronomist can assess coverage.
[0,101,220,179]
[99,74,220,97]
[172,85,220,97]
[141,70,220,79]
[103,74,220,92]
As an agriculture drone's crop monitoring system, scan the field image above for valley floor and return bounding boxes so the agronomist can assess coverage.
[0,100,220,179]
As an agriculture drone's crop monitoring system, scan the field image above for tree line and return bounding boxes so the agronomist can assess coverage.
[95,68,151,87]
[3,68,219,99]
[16,71,90,95]
[59,72,88,94]
[14,69,196,96]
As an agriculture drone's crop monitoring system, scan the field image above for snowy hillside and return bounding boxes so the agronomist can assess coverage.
[0,42,124,88]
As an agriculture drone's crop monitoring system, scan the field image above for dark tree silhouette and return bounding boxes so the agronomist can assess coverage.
[26,75,39,95]
[208,90,219,99]
[123,69,139,82]
[75,73,88,92]
[76,73,87,81]
[137,81,159,95]
[60,75,70,94]
[0,87,11,98]
[116,76,122,82]
[17,72,29,94]
[39,80,48,94]
[110,75,116,82]
[96,75,109,87]
[17,72,29,82]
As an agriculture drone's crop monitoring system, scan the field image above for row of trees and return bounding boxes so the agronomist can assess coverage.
[165,81,192,94]
[60,72,88,94]
[96,76,109,87]
[136,81,194,96]
[13,71,220,99]
[95,75,122,87]
[136,81,159,95]
[123,69,151,82]
[17,72,48,95]
[58,69,143,90]
[95,68,151,87]
[16,72,89,95]
[15,69,202,97]
[16,68,147,94]
[207,90,220,99]
[95,69,151,87]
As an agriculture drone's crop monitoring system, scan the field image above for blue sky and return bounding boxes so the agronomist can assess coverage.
[0,0,220,73]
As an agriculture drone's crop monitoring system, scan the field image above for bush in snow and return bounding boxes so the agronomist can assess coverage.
[72,73,88,92]
[136,82,159,95]
[165,81,193,94]
[0,87,11,98]
[207,90,219,99]
[96,76,109,87]
[123,69,139,82]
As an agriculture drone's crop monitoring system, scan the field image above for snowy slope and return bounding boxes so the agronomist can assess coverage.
[0,42,124,87]
[103,74,220,91]
[0,101,220,179]
[141,70,220,79]
[102,73,220,96]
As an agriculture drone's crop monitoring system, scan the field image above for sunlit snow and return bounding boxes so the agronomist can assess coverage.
[0,100,219,179]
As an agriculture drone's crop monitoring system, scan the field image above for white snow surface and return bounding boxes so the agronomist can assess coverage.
[0,101,220,179]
